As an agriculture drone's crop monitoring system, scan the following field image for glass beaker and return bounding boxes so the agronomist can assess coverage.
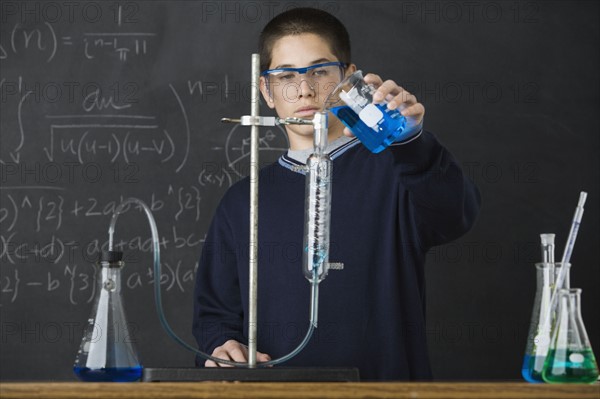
[73,251,143,382]
[542,288,599,383]
[323,70,409,153]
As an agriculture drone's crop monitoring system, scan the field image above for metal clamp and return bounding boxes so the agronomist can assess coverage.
[221,116,314,127]
[328,262,344,270]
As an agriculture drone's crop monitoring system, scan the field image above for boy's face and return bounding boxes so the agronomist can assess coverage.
[260,33,353,149]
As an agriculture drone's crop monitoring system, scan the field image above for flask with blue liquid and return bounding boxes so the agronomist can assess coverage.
[521,234,557,383]
[73,250,142,382]
[325,70,410,153]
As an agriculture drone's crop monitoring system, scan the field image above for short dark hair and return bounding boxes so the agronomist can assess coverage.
[258,8,351,72]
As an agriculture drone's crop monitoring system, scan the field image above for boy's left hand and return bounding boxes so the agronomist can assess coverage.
[343,73,425,137]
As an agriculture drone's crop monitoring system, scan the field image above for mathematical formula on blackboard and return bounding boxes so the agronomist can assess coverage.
[0,2,289,312]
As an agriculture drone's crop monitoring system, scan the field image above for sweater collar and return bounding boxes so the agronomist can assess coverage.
[279,136,360,173]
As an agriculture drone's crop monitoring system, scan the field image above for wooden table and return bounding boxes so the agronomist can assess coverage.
[1,382,599,398]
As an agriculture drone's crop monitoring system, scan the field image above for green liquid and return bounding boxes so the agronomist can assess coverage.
[542,348,599,384]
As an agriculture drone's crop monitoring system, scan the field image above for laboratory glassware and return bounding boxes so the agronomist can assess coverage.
[95,130,330,368]
[75,55,345,372]
[542,288,599,383]
[522,233,555,382]
[324,70,408,153]
[303,111,333,282]
[521,260,572,383]
[73,250,143,382]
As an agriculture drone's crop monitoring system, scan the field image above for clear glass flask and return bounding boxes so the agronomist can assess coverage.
[521,259,572,382]
[542,288,599,383]
[73,250,143,382]
[521,262,556,382]
[324,71,408,153]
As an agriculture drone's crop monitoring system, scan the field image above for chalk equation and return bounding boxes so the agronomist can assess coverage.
[1,79,190,173]
[224,123,289,178]
[1,21,154,63]
[1,261,196,306]
[43,123,175,165]
[0,186,205,306]
[0,187,210,235]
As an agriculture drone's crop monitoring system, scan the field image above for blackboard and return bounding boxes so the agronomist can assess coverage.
[1,1,598,381]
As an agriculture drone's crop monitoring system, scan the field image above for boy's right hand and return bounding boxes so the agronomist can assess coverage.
[204,339,272,367]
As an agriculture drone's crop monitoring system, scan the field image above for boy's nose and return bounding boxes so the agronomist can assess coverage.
[298,79,315,97]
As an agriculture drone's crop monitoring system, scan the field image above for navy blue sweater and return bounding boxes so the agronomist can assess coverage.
[193,131,481,380]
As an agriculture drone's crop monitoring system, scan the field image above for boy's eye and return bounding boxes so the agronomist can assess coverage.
[311,68,329,78]
[276,73,297,81]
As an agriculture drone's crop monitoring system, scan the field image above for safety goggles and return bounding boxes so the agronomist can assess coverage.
[261,62,346,98]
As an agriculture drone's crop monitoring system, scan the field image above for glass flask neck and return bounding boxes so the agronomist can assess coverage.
[534,262,570,290]
[557,288,581,315]
[97,260,125,292]
[534,262,554,289]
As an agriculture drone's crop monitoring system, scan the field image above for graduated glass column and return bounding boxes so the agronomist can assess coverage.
[302,112,332,284]
[543,288,599,383]
[73,251,142,382]
[521,262,570,382]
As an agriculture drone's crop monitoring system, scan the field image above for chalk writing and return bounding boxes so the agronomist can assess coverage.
[82,33,154,62]
[224,123,288,177]
[7,22,57,63]
[1,260,197,305]
[2,21,154,63]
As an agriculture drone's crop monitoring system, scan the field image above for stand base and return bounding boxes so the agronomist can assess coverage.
[142,367,360,382]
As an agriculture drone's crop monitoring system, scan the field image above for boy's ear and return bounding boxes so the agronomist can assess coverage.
[345,63,357,77]
[259,77,275,109]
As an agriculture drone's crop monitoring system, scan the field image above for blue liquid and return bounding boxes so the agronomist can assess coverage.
[74,365,143,382]
[521,354,546,383]
[330,104,407,153]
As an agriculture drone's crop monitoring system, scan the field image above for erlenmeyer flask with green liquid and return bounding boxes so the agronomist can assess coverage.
[542,288,599,383]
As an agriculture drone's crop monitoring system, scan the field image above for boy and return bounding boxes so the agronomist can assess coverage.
[193,8,481,380]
